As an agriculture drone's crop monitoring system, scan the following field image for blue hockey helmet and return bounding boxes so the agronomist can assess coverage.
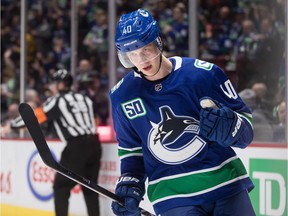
[115,9,163,68]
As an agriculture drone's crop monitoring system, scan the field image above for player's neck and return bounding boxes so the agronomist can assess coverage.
[146,56,172,81]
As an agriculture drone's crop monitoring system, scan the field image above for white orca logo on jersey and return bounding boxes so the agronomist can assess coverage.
[148,106,206,165]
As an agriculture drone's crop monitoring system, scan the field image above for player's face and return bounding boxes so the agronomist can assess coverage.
[127,43,161,75]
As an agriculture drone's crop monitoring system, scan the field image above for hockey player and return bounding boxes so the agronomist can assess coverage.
[110,9,256,216]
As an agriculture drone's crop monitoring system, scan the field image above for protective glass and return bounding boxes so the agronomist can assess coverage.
[117,41,161,68]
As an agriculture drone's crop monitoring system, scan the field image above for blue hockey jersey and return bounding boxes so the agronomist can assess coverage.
[110,57,254,215]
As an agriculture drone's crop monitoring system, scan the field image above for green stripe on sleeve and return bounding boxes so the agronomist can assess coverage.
[118,147,143,158]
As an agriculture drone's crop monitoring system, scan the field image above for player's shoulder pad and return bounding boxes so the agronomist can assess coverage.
[110,77,124,94]
[193,59,214,71]
[110,70,137,96]
[43,95,59,105]
[191,58,226,80]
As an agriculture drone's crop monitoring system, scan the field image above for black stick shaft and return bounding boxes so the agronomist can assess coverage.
[18,103,154,216]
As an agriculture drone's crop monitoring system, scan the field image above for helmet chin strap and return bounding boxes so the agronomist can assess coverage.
[133,55,163,79]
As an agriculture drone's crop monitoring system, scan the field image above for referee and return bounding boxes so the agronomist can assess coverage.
[10,69,102,216]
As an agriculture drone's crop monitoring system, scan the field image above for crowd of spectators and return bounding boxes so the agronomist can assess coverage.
[1,0,286,143]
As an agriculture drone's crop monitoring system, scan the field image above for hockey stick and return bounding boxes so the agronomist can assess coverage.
[18,102,154,216]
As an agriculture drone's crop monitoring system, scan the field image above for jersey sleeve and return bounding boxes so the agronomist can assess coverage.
[111,100,146,180]
[34,107,48,124]
[208,64,254,148]
[42,96,60,120]
[10,115,25,129]
[10,107,48,129]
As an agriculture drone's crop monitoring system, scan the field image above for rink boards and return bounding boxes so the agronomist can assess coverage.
[0,139,287,216]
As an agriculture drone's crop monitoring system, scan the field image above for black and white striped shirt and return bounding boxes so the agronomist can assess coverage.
[43,91,97,142]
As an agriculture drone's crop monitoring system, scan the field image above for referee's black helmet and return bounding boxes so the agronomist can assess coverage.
[51,69,73,88]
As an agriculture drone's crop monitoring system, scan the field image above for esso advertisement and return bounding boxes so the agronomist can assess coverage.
[27,150,56,201]
[26,149,82,202]
[0,170,12,194]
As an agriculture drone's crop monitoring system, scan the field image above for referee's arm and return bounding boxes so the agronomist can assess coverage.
[10,107,48,129]
[0,106,48,137]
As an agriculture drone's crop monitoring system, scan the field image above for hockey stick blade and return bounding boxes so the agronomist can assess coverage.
[18,103,154,216]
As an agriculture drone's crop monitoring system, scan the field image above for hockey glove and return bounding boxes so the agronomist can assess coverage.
[111,174,145,216]
[199,97,245,147]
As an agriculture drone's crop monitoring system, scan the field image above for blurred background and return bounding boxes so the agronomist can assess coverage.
[1,0,286,143]
[1,0,287,143]
[0,1,287,216]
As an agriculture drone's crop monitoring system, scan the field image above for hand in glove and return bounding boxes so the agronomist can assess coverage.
[199,97,245,147]
[111,174,145,216]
